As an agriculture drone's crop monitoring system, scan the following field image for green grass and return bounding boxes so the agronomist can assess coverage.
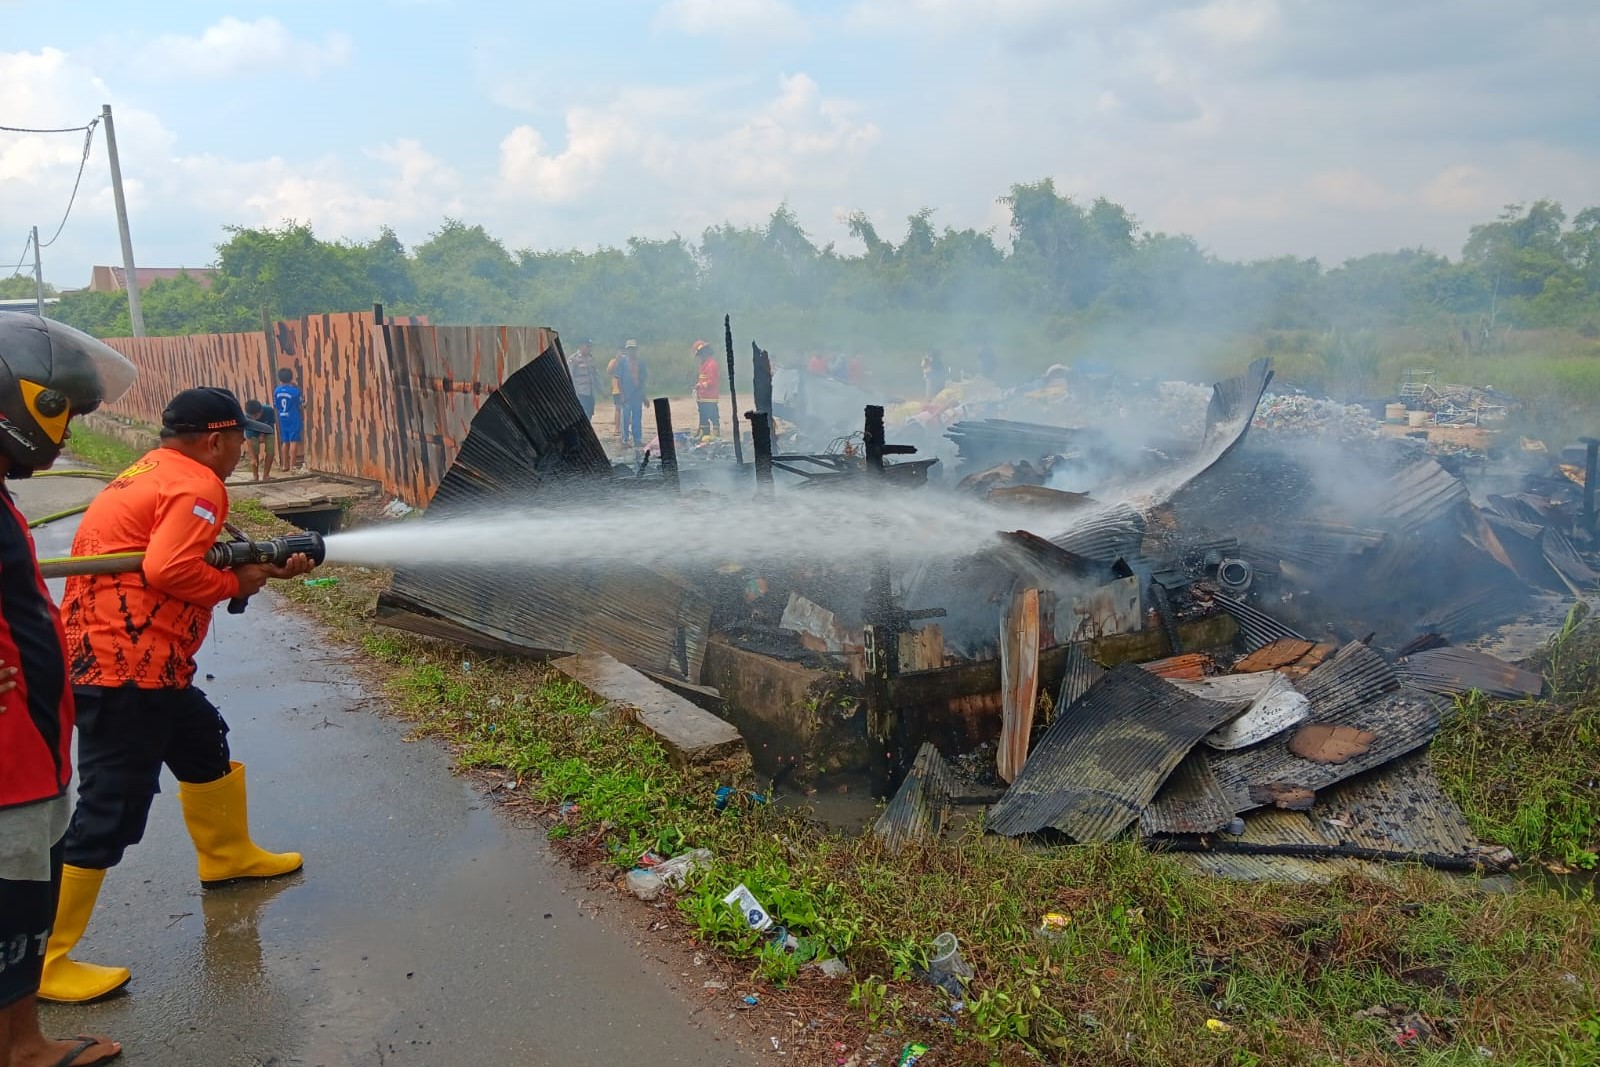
[234,493,1600,1067]
[62,425,144,473]
[1435,608,1600,870]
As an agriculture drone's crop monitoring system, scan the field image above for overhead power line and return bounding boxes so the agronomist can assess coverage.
[38,119,99,248]
[0,121,96,134]
[4,233,32,278]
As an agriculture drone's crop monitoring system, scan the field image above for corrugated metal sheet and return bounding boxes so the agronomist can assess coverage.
[1313,752,1478,859]
[379,351,713,681]
[1181,673,1312,750]
[1172,851,1377,883]
[872,742,955,852]
[1541,526,1599,594]
[1141,748,1232,835]
[1049,503,1147,562]
[1140,653,1214,680]
[1372,460,1470,530]
[1055,642,1104,716]
[1413,583,1531,644]
[1294,641,1400,719]
[1214,596,1306,651]
[1210,679,1445,816]
[1397,647,1543,699]
[1234,520,1388,569]
[987,664,1239,841]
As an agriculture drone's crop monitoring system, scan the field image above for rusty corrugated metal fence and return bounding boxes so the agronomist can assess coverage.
[100,313,564,506]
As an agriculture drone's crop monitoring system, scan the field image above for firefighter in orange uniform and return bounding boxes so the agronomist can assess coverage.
[40,387,315,1004]
[692,339,721,438]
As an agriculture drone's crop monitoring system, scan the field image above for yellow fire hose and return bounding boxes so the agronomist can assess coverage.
[35,551,149,579]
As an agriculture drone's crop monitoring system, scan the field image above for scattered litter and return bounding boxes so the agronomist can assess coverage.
[923,931,973,995]
[302,576,339,588]
[815,957,851,978]
[1038,912,1072,936]
[742,994,760,1005]
[624,848,713,901]
[1205,1018,1233,1034]
[724,883,774,931]
[382,496,415,518]
[895,1043,930,1067]
[703,979,728,991]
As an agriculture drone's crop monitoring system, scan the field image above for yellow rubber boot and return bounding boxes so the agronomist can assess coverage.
[178,761,303,885]
[39,865,131,1003]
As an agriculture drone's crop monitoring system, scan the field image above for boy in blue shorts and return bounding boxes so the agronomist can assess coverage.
[273,368,305,471]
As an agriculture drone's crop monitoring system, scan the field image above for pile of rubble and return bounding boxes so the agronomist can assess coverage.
[366,342,1593,882]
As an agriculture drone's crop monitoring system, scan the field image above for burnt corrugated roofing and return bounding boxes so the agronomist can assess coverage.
[988,664,1239,841]
[1397,647,1544,699]
[1049,503,1147,562]
[1214,595,1306,651]
[1413,583,1530,643]
[1141,748,1232,835]
[1293,641,1400,719]
[1210,685,1445,815]
[1541,526,1598,594]
[1313,752,1478,859]
[872,742,955,852]
[1372,460,1470,530]
[379,347,715,680]
[1055,642,1104,716]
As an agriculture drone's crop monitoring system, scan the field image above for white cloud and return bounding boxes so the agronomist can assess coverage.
[139,17,351,80]
[654,0,810,42]
[495,72,879,231]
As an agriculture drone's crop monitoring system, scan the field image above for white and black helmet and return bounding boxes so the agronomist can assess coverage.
[0,313,138,474]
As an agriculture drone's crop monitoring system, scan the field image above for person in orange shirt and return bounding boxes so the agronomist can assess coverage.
[40,387,315,1004]
[691,339,721,437]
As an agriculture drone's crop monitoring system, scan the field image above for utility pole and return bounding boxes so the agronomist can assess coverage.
[30,227,43,316]
[101,104,144,336]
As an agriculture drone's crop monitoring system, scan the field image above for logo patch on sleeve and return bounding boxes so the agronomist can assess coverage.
[193,498,218,524]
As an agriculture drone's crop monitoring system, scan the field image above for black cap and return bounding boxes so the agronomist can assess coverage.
[162,387,271,435]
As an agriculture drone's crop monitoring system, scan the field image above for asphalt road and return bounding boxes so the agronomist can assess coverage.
[14,471,759,1067]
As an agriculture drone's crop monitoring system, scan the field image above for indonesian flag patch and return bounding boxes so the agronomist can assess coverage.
[193,498,218,525]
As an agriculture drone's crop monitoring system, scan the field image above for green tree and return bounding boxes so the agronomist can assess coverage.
[0,274,56,300]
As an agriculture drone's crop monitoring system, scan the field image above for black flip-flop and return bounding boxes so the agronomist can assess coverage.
[53,1036,122,1067]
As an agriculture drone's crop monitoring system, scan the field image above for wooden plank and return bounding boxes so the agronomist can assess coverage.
[552,652,745,766]
[998,588,1041,784]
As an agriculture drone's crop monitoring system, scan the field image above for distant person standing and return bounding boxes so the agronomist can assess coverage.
[617,340,648,449]
[691,339,721,437]
[273,368,305,471]
[921,349,946,400]
[606,349,623,438]
[568,338,598,419]
[243,399,276,482]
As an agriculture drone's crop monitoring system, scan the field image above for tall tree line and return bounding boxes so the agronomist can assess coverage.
[7,183,1599,346]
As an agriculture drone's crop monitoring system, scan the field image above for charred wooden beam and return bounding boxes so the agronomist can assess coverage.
[747,409,774,496]
[752,341,772,414]
[724,314,744,466]
[653,396,679,492]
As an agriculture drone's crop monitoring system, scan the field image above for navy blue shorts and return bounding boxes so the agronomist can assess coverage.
[277,421,303,444]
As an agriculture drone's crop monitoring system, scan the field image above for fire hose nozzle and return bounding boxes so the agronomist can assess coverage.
[210,532,327,615]
[204,531,327,571]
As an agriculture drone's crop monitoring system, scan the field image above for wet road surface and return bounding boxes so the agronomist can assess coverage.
[17,474,760,1067]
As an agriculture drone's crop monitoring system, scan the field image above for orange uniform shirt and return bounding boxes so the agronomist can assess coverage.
[62,449,242,689]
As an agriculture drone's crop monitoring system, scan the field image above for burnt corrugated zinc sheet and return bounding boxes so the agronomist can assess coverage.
[988,664,1238,841]
[1397,647,1543,699]
[379,347,715,680]
[1141,748,1233,835]
[1372,460,1470,531]
[872,743,956,852]
[1215,594,1306,651]
[1055,642,1104,716]
[1210,644,1446,814]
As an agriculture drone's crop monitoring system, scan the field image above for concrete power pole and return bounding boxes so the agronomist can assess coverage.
[30,227,43,316]
[101,104,145,337]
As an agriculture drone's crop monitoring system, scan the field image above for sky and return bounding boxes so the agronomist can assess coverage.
[2,0,1597,288]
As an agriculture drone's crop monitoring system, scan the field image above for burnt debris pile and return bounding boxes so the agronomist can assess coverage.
[370,334,1596,880]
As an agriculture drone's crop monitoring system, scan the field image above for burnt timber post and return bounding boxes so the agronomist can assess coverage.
[752,342,773,417]
[1583,436,1598,535]
[746,410,775,496]
[653,397,679,491]
[724,315,744,466]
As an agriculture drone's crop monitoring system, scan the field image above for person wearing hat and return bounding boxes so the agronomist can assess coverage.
[615,339,648,449]
[691,340,721,437]
[39,387,315,1004]
[568,338,598,420]
[0,313,134,1065]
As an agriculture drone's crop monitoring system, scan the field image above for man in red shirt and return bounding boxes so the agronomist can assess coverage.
[0,313,134,1066]
[41,387,315,1003]
[692,339,721,437]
